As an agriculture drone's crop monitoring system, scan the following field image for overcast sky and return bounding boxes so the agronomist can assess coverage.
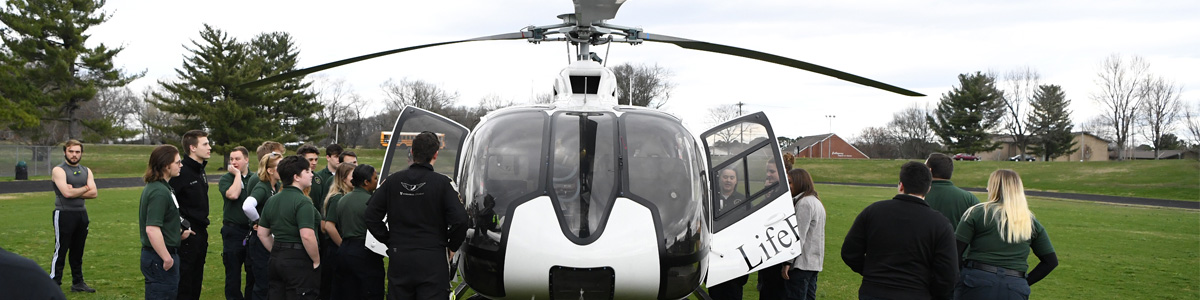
[89,0,1200,142]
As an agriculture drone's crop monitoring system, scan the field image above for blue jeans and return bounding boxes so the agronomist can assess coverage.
[784,269,818,300]
[141,248,179,300]
[955,266,1031,300]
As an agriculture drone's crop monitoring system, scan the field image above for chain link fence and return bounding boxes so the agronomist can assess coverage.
[1,145,55,179]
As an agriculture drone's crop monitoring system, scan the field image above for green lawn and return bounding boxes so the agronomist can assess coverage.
[1,184,1195,299]
[795,158,1200,201]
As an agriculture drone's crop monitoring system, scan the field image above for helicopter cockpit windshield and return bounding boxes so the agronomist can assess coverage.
[550,112,618,240]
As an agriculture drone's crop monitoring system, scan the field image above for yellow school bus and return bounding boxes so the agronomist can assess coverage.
[380,131,446,149]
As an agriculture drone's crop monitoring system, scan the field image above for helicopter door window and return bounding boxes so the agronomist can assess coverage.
[550,112,617,240]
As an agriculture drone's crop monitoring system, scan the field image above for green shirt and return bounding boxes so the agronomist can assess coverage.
[328,187,372,239]
[219,171,256,226]
[140,180,182,248]
[247,179,279,221]
[956,204,1055,273]
[245,173,259,199]
[311,168,335,212]
[260,186,321,243]
[323,193,345,218]
[926,180,980,231]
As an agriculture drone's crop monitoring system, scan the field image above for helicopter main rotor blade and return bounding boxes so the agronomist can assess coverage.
[641,33,924,97]
[241,32,529,89]
[574,0,627,25]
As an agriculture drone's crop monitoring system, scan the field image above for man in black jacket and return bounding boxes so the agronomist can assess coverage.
[841,161,957,300]
[365,131,468,300]
[171,129,212,300]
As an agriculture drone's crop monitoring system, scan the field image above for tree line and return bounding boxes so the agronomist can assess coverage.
[0,0,674,153]
[851,55,1195,161]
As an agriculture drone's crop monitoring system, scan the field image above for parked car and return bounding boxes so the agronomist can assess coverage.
[953,153,981,161]
[1009,154,1037,161]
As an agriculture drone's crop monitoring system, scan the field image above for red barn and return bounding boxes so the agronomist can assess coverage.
[791,133,868,159]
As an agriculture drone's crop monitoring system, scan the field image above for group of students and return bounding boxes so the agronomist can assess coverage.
[138,130,464,300]
[711,152,1058,300]
[137,130,391,300]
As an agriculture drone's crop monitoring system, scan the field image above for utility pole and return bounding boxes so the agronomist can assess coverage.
[737,102,746,143]
[825,115,836,158]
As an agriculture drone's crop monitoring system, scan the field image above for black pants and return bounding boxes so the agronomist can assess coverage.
[335,239,384,300]
[758,263,786,300]
[222,224,254,300]
[319,238,337,300]
[708,274,748,300]
[269,244,321,300]
[177,227,208,300]
[386,248,449,300]
[245,231,270,300]
[50,209,88,285]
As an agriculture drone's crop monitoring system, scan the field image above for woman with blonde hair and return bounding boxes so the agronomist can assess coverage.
[241,151,283,300]
[955,169,1058,299]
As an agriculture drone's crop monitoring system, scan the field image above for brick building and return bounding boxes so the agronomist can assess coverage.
[791,133,869,159]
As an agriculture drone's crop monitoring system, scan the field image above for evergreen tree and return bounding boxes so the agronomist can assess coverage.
[0,0,141,140]
[152,24,272,152]
[927,72,1005,154]
[152,26,324,156]
[250,32,323,143]
[1026,84,1077,160]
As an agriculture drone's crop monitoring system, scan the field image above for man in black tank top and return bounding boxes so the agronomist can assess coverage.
[49,139,98,293]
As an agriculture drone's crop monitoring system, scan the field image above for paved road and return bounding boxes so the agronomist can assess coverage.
[819,182,1199,210]
[1,177,1195,209]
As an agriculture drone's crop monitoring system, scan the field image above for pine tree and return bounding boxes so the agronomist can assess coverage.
[152,24,273,152]
[0,0,141,139]
[250,32,323,143]
[1026,84,1077,160]
[927,72,1005,154]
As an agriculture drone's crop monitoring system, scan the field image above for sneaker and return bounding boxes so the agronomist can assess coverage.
[70,282,96,293]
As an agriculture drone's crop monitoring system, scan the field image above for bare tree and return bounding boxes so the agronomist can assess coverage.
[309,75,361,146]
[531,92,556,104]
[612,63,674,108]
[1184,101,1200,151]
[706,104,743,148]
[137,86,181,145]
[1091,54,1149,161]
[380,78,458,114]
[852,126,901,159]
[887,103,937,158]
[1137,76,1183,159]
[1000,67,1041,156]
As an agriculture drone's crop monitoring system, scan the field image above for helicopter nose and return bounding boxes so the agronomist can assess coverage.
[501,196,660,298]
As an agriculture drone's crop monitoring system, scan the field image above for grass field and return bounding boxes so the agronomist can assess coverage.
[1,184,1195,299]
[795,158,1200,201]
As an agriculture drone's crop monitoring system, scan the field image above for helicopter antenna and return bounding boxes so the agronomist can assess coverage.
[603,41,611,67]
[565,40,571,65]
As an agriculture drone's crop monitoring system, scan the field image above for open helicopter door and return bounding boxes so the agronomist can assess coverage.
[699,112,799,287]
[365,105,471,257]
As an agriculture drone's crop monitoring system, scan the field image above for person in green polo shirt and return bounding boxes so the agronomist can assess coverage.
[925,153,980,231]
[139,145,195,299]
[326,164,381,299]
[257,155,322,299]
[242,151,283,300]
[218,146,256,300]
[955,169,1058,299]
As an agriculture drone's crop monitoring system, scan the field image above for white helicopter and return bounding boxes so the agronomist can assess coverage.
[245,1,922,299]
